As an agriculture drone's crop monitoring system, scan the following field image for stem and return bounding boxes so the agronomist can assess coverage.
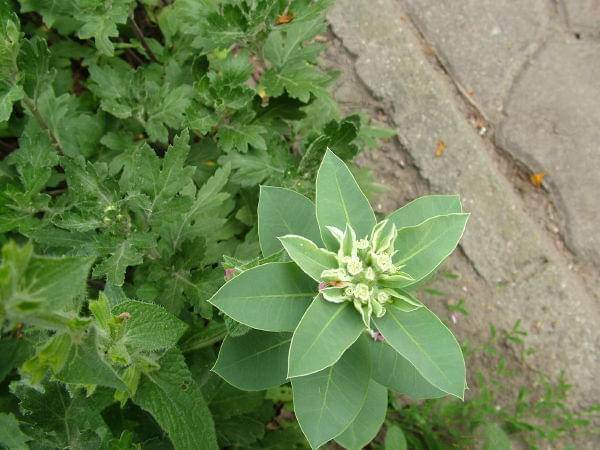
[180,323,227,354]
[129,14,158,63]
[21,95,64,155]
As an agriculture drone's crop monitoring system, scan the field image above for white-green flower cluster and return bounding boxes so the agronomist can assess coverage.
[319,220,417,328]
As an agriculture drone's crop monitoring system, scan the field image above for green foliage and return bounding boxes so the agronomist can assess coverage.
[0,0,395,448]
[209,150,468,447]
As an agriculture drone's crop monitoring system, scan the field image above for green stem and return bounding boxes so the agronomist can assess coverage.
[180,323,227,353]
[21,95,64,155]
[129,13,158,63]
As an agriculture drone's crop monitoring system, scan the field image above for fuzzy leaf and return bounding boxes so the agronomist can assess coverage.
[134,350,218,450]
[0,413,31,450]
[388,195,462,228]
[278,235,337,281]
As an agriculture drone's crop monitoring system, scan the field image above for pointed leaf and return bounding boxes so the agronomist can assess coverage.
[208,262,315,332]
[0,413,31,450]
[392,213,469,287]
[292,337,371,449]
[213,330,291,391]
[371,341,446,400]
[335,380,387,450]
[288,298,364,378]
[388,195,462,228]
[373,305,465,399]
[279,235,337,281]
[134,350,218,450]
[258,186,322,256]
[316,149,376,249]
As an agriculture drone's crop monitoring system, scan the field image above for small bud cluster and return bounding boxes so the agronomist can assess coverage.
[320,220,413,329]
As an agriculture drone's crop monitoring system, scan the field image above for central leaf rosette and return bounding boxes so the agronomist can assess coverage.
[317,221,417,329]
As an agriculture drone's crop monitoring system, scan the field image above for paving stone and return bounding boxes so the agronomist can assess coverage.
[562,0,600,34]
[401,0,549,120]
[498,39,600,267]
[328,0,600,406]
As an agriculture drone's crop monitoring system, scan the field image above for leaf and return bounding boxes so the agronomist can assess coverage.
[385,425,407,450]
[373,305,465,399]
[208,262,315,332]
[262,63,334,103]
[134,350,218,450]
[217,123,267,153]
[111,300,188,351]
[12,381,113,449]
[0,413,31,450]
[258,186,322,256]
[278,235,337,281]
[482,423,512,450]
[334,380,387,450]
[316,149,376,249]
[92,233,156,286]
[371,341,446,400]
[213,330,291,391]
[291,337,371,449]
[387,195,462,228]
[56,328,126,390]
[392,213,469,287]
[0,241,93,316]
[288,298,364,377]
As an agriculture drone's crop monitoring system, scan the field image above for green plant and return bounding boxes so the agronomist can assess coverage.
[209,150,469,448]
[0,0,396,448]
[388,319,600,450]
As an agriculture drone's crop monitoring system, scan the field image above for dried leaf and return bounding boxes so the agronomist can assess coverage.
[530,172,545,188]
[276,14,294,25]
[435,140,446,157]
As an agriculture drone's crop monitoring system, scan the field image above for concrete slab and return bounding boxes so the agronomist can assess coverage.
[498,39,600,267]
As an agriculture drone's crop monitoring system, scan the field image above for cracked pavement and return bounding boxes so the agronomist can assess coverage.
[323,0,600,427]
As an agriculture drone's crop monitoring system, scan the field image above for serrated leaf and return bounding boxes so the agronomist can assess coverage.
[209,262,315,332]
[335,380,387,450]
[217,123,267,153]
[292,336,371,449]
[134,350,218,450]
[112,300,188,351]
[373,305,465,399]
[316,149,376,249]
[213,330,291,391]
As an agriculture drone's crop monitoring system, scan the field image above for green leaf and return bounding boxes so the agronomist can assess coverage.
[371,341,446,400]
[288,298,364,378]
[388,195,462,228]
[209,262,315,332]
[334,380,387,450]
[0,241,93,317]
[12,382,113,449]
[373,305,465,399]
[258,186,322,256]
[278,235,337,281]
[56,328,126,390]
[112,300,188,351]
[385,425,407,450]
[316,149,376,249]
[262,63,334,103]
[213,330,291,391]
[392,213,469,287]
[291,337,371,449]
[482,423,512,450]
[217,123,267,153]
[134,350,218,450]
[0,413,31,450]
